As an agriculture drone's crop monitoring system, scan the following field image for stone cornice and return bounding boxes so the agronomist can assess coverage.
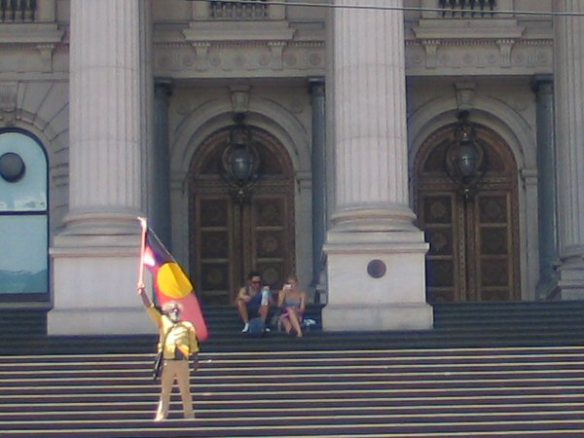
[413,18,525,40]
[182,20,296,42]
[0,23,63,44]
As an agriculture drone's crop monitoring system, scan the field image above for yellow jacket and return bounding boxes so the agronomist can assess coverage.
[147,305,199,360]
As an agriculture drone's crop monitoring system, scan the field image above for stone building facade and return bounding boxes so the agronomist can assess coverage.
[0,0,582,335]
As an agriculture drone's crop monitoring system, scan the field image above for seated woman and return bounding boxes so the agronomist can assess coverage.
[277,275,307,338]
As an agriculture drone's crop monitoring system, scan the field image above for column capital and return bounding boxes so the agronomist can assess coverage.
[531,74,553,94]
[154,77,174,97]
[308,76,325,96]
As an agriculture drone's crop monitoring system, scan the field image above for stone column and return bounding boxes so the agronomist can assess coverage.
[50,0,151,334]
[532,75,559,298]
[553,1,584,298]
[309,77,327,297]
[324,0,432,330]
[150,79,173,248]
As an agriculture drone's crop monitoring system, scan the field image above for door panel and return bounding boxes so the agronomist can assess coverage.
[415,124,520,303]
[252,196,293,287]
[190,128,295,306]
[195,196,234,305]
[474,192,516,302]
[420,192,460,302]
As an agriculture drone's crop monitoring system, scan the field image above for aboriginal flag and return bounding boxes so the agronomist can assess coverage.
[141,226,209,342]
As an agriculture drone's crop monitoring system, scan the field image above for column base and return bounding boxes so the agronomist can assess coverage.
[48,306,153,335]
[49,231,155,335]
[323,228,433,331]
[556,258,584,300]
[323,302,433,331]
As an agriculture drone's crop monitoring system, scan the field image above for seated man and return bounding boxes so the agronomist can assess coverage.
[236,271,270,333]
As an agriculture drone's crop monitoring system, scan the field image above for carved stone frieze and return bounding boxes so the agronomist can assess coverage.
[405,39,552,76]
[408,17,551,76]
[153,41,325,78]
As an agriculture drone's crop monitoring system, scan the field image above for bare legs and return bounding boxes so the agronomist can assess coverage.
[281,308,303,337]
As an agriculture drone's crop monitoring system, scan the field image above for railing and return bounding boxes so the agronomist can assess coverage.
[439,0,496,18]
[0,0,36,23]
[210,0,268,20]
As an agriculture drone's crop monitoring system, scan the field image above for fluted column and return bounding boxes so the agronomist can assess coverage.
[67,0,142,228]
[309,77,327,295]
[333,0,411,228]
[553,1,584,298]
[151,79,173,248]
[50,0,152,335]
[324,0,432,331]
[532,75,559,298]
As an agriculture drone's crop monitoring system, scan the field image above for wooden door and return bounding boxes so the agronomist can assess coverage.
[415,124,520,303]
[190,128,295,305]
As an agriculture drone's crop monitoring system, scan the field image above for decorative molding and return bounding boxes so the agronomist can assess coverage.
[497,39,515,68]
[229,85,251,114]
[182,21,295,43]
[405,40,552,76]
[268,41,286,70]
[413,18,525,40]
[0,23,63,44]
[37,43,55,72]
[454,81,476,111]
[421,40,440,69]
[191,42,211,72]
[0,81,17,126]
[154,41,325,77]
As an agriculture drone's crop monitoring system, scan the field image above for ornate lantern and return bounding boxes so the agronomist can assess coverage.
[445,111,486,200]
[221,114,260,203]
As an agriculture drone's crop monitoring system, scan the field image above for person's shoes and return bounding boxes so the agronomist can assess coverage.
[241,323,249,333]
[264,327,271,333]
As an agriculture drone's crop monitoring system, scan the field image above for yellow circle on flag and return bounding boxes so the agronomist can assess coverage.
[157,263,192,299]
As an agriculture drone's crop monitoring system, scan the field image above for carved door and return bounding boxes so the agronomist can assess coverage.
[190,129,295,305]
[415,124,520,303]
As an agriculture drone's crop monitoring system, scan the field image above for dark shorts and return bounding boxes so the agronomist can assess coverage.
[247,301,261,317]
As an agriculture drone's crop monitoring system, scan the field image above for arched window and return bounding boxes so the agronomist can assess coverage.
[0,130,48,298]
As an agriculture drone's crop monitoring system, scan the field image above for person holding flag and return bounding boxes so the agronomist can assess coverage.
[137,217,208,421]
[138,288,197,421]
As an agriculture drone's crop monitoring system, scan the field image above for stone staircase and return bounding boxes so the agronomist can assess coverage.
[2,301,584,436]
[2,346,584,437]
[4,301,584,355]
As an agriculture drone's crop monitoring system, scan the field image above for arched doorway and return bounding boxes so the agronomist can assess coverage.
[190,126,295,306]
[0,130,49,301]
[414,121,520,303]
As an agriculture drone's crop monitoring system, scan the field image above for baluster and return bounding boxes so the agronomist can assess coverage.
[449,0,457,17]
[469,0,476,17]
[439,0,447,17]
[7,0,15,22]
[488,0,496,16]
[478,0,485,16]
[25,0,35,22]
[22,0,35,23]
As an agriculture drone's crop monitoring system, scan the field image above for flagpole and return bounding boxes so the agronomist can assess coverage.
[137,217,148,291]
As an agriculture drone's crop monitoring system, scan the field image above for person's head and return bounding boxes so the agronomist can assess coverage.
[284,274,298,290]
[248,271,262,290]
[162,301,183,323]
